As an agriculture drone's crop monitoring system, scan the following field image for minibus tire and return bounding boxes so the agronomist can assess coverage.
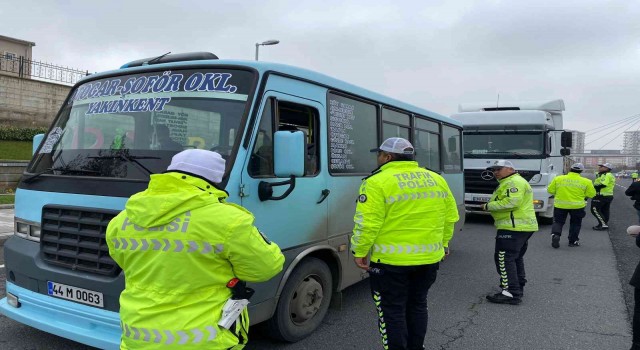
[267,257,333,342]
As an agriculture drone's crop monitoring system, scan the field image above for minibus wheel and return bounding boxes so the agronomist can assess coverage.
[267,257,333,342]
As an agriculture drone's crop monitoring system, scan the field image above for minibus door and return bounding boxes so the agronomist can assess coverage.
[240,92,328,250]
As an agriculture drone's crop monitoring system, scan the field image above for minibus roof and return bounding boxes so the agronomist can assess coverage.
[77,59,461,127]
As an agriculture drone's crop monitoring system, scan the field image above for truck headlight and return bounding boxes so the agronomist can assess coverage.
[14,219,41,242]
[529,174,542,184]
[533,200,544,209]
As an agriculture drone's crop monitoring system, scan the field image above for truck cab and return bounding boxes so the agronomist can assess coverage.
[452,99,571,223]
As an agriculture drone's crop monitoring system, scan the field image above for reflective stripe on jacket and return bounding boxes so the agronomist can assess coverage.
[486,173,538,232]
[107,172,285,350]
[594,171,615,196]
[547,172,596,209]
[350,161,459,265]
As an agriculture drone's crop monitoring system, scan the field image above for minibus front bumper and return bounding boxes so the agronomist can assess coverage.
[0,282,121,350]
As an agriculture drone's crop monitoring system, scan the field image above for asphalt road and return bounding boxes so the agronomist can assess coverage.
[0,179,637,349]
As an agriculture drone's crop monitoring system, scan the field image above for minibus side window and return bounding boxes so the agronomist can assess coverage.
[414,117,441,172]
[442,125,462,173]
[249,99,275,176]
[382,108,410,140]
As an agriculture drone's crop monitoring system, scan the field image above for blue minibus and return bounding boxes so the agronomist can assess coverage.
[0,52,464,349]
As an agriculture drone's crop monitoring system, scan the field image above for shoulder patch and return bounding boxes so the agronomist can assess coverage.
[510,187,518,193]
[358,194,368,203]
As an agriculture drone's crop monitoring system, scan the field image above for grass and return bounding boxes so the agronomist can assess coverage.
[0,140,33,160]
[0,195,15,205]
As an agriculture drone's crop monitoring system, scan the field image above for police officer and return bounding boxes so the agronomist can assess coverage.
[351,137,459,350]
[547,163,596,248]
[482,160,537,305]
[625,173,640,224]
[592,162,616,230]
[106,149,285,350]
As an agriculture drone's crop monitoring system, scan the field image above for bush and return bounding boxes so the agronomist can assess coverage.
[0,125,49,141]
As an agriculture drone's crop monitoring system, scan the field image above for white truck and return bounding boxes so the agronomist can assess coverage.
[452,99,572,224]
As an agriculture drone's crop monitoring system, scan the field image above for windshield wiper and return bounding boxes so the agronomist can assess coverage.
[88,154,160,175]
[23,167,101,183]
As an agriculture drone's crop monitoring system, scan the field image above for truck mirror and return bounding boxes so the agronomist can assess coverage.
[448,137,457,152]
[560,148,571,156]
[561,131,573,148]
[33,133,45,155]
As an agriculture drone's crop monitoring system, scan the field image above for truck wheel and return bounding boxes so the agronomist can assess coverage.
[267,257,333,342]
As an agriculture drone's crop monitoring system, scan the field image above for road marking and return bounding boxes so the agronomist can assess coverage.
[0,264,4,269]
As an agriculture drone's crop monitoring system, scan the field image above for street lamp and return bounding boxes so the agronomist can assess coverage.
[255,40,280,61]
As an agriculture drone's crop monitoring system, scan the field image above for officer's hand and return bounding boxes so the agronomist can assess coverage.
[354,257,369,270]
[481,203,488,211]
[442,246,450,261]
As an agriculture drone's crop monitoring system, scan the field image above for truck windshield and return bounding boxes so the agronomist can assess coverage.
[28,68,255,180]
[463,132,545,159]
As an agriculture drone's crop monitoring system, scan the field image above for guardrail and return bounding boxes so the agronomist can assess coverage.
[0,56,88,85]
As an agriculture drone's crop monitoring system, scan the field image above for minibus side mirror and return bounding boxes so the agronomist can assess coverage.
[274,131,304,177]
[560,148,571,156]
[258,131,305,201]
[33,133,45,155]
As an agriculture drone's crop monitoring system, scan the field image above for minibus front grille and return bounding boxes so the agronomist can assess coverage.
[40,205,121,276]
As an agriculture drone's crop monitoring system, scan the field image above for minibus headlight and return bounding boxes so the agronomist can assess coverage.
[533,200,544,209]
[14,219,41,242]
[16,222,29,236]
[30,226,41,239]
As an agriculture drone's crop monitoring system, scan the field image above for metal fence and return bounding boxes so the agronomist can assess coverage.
[0,56,88,85]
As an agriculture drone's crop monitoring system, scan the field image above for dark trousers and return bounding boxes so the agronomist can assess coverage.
[591,195,613,226]
[552,207,586,243]
[369,262,439,350]
[634,288,640,347]
[494,230,534,298]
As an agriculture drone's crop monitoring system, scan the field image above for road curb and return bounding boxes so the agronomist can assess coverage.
[0,204,14,209]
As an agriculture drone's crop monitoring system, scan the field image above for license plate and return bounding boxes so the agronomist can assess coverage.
[47,281,104,308]
[473,196,491,203]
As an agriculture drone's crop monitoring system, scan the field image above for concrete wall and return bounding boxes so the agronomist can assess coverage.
[0,161,28,193]
[0,74,70,127]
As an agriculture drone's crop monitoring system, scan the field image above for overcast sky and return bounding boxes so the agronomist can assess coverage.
[4,0,640,150]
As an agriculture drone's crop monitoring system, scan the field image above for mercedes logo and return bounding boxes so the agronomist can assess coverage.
[481,170,495,181]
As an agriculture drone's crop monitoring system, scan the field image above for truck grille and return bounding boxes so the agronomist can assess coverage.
[464,169,540,195]
[40,205,121,276]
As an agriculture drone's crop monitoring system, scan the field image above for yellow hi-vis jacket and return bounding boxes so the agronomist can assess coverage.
[486,173,538,232]
[350,161,459,265]
[106,172,285,350]
[547,172,596,209]
[594,171,615,196]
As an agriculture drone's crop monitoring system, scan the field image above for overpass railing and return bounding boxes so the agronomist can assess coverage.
[0,56,88,85]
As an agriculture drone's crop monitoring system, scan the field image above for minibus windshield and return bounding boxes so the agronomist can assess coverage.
[28,68,255,180]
